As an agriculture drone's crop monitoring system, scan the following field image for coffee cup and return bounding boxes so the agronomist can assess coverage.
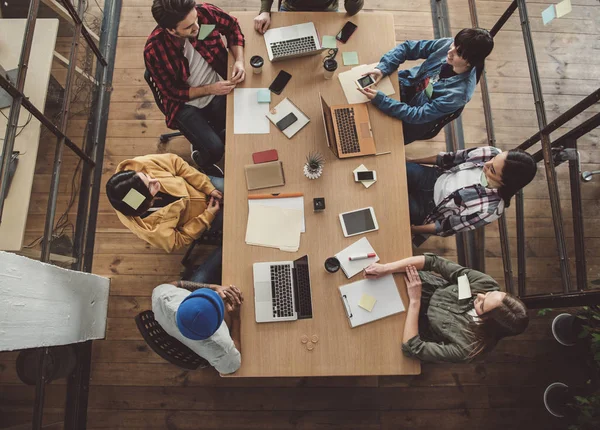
[250,55,264,74]
[323,58,338,80]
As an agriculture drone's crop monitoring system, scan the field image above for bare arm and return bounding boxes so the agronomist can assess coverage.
[411,223,437,235]
[402,266,422,343]
[407,155,438,165]
[364,255,425,279]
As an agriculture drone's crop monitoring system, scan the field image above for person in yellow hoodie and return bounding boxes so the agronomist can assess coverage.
[105,153,223,254]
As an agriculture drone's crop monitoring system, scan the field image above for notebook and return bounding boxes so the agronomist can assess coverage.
[339,275,405,328]
[335,237,379,278]
[265,98,310,138]
[245,161,285,191]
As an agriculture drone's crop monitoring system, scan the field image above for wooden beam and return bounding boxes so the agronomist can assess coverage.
[53,51,98,85]
[40,0,100,43]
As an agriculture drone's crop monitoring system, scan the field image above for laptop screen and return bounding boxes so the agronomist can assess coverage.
[319,94,339,157]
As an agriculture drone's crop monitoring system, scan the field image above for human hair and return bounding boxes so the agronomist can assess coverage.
[151,0,197,29]
[105,170,153,217]
[454,28,494,83]
[468,293,529,358]
[497,149,537,208]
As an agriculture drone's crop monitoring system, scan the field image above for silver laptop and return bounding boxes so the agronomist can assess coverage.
[263,22,326,62]
[253,255,313,323]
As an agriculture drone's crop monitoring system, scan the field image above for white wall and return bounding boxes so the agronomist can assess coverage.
[0,251,110,351]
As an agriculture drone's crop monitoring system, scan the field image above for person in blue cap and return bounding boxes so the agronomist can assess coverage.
[152,279,243,374]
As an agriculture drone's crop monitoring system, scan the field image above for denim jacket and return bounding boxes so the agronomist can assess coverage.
[371,38,477,124]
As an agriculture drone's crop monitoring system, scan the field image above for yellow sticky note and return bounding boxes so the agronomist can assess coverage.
[358,294,377,312]
[122,188,146,210]
[555,0,572,18]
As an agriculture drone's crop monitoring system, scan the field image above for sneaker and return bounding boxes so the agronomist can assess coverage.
[191,150,224,178]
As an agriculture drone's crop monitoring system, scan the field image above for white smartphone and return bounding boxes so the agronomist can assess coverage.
[355,75,376,90]
[339,207,379,237]
[354,170,376,182]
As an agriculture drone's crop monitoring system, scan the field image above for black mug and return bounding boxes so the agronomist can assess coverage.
[323,59,338,80]
[250,55,264,74]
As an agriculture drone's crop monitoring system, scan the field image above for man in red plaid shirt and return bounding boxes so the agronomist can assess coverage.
[145,1,246,177]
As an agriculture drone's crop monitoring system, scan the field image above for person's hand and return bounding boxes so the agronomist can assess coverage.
[362,68,384,84]
[208,80,236,96]
[356,86,378,100]
[215,285,243,306]
[364,263,388,279]
[226,285,244,305]
[404,265,422,304]
[231,60,246,84]
[253,12,271,34]
[210,189,223,202]
[206,196,220,215]
[226,300,241,318]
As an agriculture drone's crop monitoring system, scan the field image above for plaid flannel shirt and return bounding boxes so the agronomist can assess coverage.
[424,146,505,236]
[144,3,245,129]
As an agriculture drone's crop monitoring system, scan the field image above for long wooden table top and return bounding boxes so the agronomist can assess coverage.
[223,12,419,377]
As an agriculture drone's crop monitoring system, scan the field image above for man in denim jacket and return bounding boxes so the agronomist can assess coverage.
[357,28,493,144]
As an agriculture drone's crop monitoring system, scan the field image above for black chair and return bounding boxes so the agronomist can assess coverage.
[144,69,184,144]
[135,310,209,370]
[403,106,465,144]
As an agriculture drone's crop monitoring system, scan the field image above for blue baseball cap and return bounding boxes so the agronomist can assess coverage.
[176,288,224,340]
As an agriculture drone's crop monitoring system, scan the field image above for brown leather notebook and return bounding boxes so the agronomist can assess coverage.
[244,161,285,191]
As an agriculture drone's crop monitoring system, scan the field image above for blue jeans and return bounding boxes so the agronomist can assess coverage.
[175,96,226,167]
[406,162,441,225]
[207,175,224,233]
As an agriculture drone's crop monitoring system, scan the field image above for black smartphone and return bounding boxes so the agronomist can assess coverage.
[269,70,292,95]
[356,171,375,181]
[336,21,357,43]
[276,112,298,131]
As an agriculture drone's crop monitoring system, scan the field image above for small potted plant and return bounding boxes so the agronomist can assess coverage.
[303,151,325,180]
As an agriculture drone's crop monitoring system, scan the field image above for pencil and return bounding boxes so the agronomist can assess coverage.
[248,192,304,199]
[375,151,392,156]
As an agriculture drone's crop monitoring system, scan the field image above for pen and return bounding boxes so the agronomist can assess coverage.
[348,253,376,261]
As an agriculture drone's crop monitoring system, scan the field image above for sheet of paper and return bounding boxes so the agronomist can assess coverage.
[342,51,359,66]
[541,5,556,25]
[257,89,271,103]
[358,294,377,312]
[234,88,270,134]
[338,63,396,104]
[335,237,379,278]
[555,0,572,18]
[457,274,472,300]
[197,24,215,40]
[248,196,305,232]
[322,35,337,49]
[245,204,303,252]
[353,164,376,189]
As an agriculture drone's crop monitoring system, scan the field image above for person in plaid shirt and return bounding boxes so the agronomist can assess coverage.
[406,146,537,241]
[145,1,246,177]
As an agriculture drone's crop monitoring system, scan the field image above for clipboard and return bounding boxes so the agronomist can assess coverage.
[247,193,306,232]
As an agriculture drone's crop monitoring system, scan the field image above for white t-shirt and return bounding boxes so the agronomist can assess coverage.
[151,284,241,374]
[183,39,220,109]
[433,167,483,205]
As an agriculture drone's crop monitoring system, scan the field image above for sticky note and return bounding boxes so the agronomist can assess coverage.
[555,0,572,18]
[322,35,337,49]
[541,5,556,25]
[257,89,271,103]
[197,24,215,40]
[424,82,434,99]
[358,294,377,312]
[342,51,359,66]
[122,188,146,210]
[457,274,472,300]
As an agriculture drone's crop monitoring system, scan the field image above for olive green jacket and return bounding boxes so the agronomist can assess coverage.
[401,253,500,363]
[260,0,364,15]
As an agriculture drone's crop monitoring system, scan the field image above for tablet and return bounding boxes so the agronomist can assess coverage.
[339,207,379,237]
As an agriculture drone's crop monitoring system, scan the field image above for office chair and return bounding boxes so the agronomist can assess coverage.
[144,69,184,144]
[135,310,209,370]
[403,107,465,144]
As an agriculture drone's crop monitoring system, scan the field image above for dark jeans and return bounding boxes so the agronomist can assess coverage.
[175,95,226,167]
[189,246,222,285]
[406,162,441,225]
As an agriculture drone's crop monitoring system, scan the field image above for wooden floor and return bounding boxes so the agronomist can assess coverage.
[2,0,600,428]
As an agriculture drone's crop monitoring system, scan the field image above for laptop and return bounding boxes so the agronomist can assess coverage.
[263,22,327,62]
[319,93,376,158]
[253,255,313,323]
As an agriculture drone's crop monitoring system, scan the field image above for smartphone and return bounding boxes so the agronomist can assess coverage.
[269,70,292,95]
[354,170,376,182]
[276,112,298,131]
[336,21,357,43]
[252,149,279,164]
[356,75,376,90]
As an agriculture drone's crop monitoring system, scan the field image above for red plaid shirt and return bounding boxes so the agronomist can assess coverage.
[144,3,245,129]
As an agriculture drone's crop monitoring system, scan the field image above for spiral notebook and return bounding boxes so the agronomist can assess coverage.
[339,275,405,328]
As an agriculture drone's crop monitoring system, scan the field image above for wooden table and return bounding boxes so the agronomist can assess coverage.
[0,19,59,251]
[223,12,419,377]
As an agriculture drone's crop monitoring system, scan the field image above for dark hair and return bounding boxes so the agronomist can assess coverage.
[497,149,537,208]
[151,0,197,29]
[454,28,494,83]
[105,170,153,217]
[469,293,529,358]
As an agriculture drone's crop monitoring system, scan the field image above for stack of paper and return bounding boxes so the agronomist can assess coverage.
[245,204,303,252]
[338,63,396,105]
[335,237,379,278]
[234,88,270,134]
[248,196,305,232]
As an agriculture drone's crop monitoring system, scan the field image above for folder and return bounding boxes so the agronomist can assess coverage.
[245,161,285,191]
[248,193,305,232]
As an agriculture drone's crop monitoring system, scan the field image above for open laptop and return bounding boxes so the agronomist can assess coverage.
[319,93,376,158]
[253,255,313,323]
[263,22,327,62]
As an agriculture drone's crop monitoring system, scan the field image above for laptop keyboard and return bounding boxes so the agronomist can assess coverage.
[335,108,361,154]
[270,36,317,59]
[270,265,294,318]
[295,263,313,319]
